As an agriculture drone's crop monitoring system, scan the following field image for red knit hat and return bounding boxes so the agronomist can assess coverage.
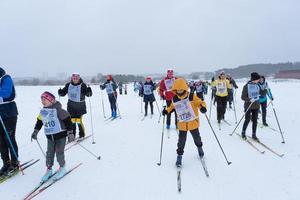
[41,91,56,103]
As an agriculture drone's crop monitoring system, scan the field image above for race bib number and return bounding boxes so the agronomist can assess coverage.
[174,98,196,122]
[217,82,226,95]
[196,85,203,93]
[164,78,175,92]
[106,83,114,94]
[40,108,63,135]
[143,85,153,95]
[248,84,260,99]
[68,84,81,102]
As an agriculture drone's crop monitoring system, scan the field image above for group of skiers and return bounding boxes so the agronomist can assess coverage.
[0,66,275,180]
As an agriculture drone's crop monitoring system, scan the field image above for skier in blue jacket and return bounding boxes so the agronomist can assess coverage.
[259,76,273,126]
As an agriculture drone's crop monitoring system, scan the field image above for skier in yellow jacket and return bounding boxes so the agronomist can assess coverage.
[211,71,232,124]
[162,78,207,166]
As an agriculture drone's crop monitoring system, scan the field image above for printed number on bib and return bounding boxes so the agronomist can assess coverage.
[174,98,196,122]
[40,108,63,135]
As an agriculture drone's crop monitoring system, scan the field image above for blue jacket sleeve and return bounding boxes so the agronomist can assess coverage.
[0,76,13,98]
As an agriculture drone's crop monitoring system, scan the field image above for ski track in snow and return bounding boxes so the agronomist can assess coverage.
[1,81,300,200]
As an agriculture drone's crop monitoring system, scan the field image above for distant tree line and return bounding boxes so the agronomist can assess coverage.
[215,62,300,79]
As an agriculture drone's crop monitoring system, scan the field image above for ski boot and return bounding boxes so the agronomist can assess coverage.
[41,168,53,182]
[198,146,204,158]
[252,134,259,142]
[0,161,10,176]
[112,111,117,118]
[54,167,66,181]
[241,131,246,140]
[166,124,170,130]
[176,155,182,167]
[263,122,269,127]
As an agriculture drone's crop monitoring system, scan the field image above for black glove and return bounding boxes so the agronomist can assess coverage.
[58,88,64,97]
[31,130,39,141]
[162,108,168,116]
[86,87,92,97]
[200,107,207,114]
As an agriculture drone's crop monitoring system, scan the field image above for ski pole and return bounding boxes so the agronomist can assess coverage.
[204,114,232,165]
[88,96,96,144]
[77,143,101,160]
[158,100,165,123]
[233,95,237,124]
[229,101,255,136]
[154,100,161,119]
[270,101,285,143]
[100,89,106,119]
[157,112,166,166]
[141,96,143,114]
[36,139,46,158]
[0,115,24,175]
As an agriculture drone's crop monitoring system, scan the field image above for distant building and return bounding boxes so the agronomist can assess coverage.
[275,70,300,79]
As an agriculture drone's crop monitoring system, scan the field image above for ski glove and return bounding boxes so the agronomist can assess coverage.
[86,87,93,97]
[250,96,259,103]
[200,107,207,113]
[67,132,75,143]
[31,129,39,141]
[162,108,168,116]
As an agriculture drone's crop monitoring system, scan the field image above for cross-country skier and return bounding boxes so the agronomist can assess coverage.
[226,74,238,109]
[0,67,19,175]
[162,78,207,166]
[141,76,156,116]
[241,72,263,140]
[100,75,118,118]
[58,73,92,139]
[211,71,232,124]
[31,92,75,181]
[194,80,206,100]
[159,69,178,129]
[259,76,273,126]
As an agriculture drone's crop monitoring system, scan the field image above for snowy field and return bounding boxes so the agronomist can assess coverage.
[1,81,300,200]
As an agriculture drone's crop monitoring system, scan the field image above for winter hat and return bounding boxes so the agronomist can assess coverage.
[107,74,113,81]
[0,67,6,78]
[167,69,174,78]
[146,76,152,80]
[41,91,56,103]
[251,72,260,81]
[72,72,80,78]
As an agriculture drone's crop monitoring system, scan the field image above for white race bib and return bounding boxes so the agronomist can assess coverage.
[40,108,63,135]
[164,78,175,92]
[68,84,81,102]
[106,83,114,94]
[248,84,260,99]
[217,82,226,95]
[174,98,196,122]
[196,85,203,93]
[143,85,153,95]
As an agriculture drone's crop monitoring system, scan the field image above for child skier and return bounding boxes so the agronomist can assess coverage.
[100,75,118,118]
[259,76,273,126]
[159,69,178,129]
[141,77,156,116]
[241,72,263,140]
[31,92,74,182]
[162,78,207,166]
[58,73,92,139]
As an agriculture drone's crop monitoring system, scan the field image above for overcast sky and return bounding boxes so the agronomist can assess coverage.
[0,0,299,77]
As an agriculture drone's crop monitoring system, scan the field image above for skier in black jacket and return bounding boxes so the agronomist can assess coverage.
[58,73,92,139]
